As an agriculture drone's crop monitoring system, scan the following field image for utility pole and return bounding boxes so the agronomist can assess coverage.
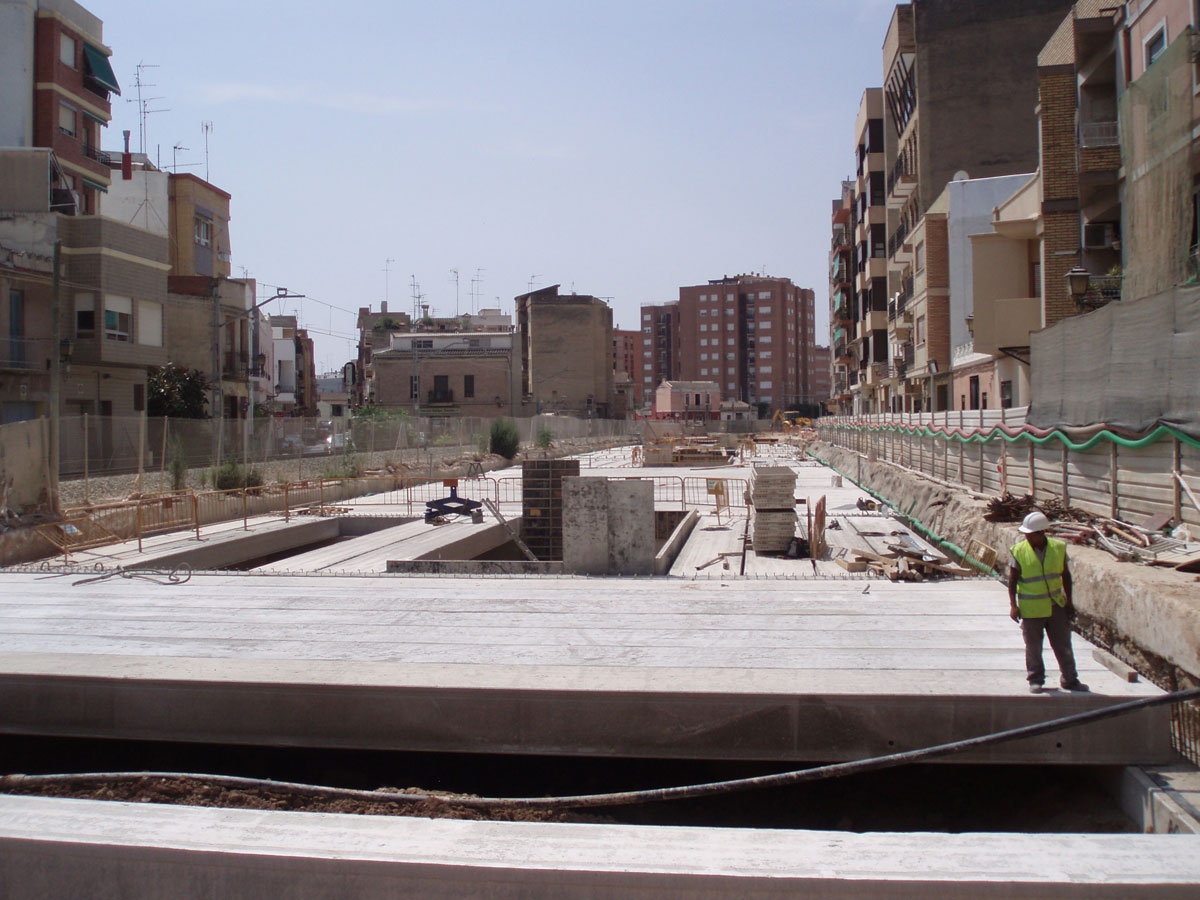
[48,241,62,513]
[383,258,395,306]
[449,268,459,316]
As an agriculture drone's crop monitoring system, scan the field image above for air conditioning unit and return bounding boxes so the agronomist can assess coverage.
[1083,223,1116,249]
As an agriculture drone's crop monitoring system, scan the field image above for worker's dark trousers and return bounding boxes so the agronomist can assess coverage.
[1021,602,1078,686]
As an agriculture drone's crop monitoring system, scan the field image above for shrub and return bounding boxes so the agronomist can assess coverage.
[166,436,188,491]
[474,432,488,454]
[211,461,263,491]
[489,418,520,459]
[536,427,553,450]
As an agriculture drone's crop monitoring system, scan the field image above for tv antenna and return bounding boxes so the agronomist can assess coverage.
[383,258,395,304]
[126,62,167,155]
[410,275,424,322]
[449,268,460,316]
[201,121,213,182]
[470,268,484,314]
[171,143,188,173]
[528,274,541,293]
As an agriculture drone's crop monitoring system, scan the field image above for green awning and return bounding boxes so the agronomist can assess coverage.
[83,44,121,95]
[81,177,108,193]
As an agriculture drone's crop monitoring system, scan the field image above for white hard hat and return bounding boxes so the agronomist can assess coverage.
[1019,510,1051,533]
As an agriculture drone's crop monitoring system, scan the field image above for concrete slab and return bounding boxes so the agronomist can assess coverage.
[0,572,1171,764]
[2,795,1200,898]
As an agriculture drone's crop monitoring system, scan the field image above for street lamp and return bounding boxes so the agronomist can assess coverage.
[1065,266,1091,308]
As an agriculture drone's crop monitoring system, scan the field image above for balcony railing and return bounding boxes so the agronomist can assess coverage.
[1080,120,1118,149]
[888,220,910,258]
[886,151,916,196]
[427,389,455,404]
[0,336,43,370]
[82,144,112,165]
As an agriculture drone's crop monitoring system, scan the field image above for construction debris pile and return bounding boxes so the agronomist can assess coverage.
[748,467,797,553]
[985,492,1199,571]
[834,534,980,582]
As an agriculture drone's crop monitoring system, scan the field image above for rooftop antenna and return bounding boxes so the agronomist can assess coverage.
[410,275,423,322]
[449,268,460,316]
[171,143,188,173]
[201,121,213,182]
[383,258,395,305]
[528,274,541,292]
[126,62,166,155]
[470,268,484,314]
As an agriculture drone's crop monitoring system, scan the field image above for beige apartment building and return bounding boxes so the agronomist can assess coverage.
[516,285,614,417]
[371,330,520,417]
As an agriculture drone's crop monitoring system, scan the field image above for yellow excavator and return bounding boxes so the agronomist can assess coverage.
[771,410,813,431]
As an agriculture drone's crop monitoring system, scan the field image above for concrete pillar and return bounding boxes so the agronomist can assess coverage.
[563,477,654,575]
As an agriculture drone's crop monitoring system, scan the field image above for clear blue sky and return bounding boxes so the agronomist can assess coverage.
[95,0,894,373]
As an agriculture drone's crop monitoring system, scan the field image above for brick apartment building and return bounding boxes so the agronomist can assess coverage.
[636,302,681,402]
[671,274,820,416]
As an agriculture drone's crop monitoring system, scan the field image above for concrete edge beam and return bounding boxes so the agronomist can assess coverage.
[2,796,1200,898]
[0,674,1174,764]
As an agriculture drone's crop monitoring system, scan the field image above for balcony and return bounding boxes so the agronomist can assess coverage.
[427,388,455,404]
[223,352,249,379]
[1079,120,1118,149]
[887,220,911,259]
[887,153,917,206]
[971,295,1040,356]
[81,144,112,166]
[0,336,46,371]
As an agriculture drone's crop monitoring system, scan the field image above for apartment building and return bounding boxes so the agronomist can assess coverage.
[515,285,614,417]
[829,180,855,413]
[847,88,889,413]
[371,330,519,416]
[0,0,118,215]
[874,0,1075,412]
[612,328,641,417]
[637,302,680,401]
[676,274,818,416]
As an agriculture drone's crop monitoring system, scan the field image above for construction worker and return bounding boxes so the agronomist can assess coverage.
[1008,510,1088,694]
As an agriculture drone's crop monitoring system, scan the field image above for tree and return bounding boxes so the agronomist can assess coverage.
[147,364,210,418]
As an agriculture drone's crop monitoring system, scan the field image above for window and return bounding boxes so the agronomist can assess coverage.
[331,404,344,417]
[760,351,772,359]
[916,314,926,346]
[758,292,770,300]
[758,305,771,314]
[700,308,708,316]
[700,368,708,376]
[75,293,94,336]
[133,383,145,412]
[644,375,652,383]
[137,300,162,346]
[969,375,980,410]
[727,367,735,375]
[1001,380,1014,409]
[725,338,733,346]
[58,103,76,138]
[760,366,773,374]
[1145,26,1167,69]
[412,338,433,349]
[915,241,925,272]
[759,320,771,329]
[104,295,131,342]
[727,382,735,389]
[700,353,708,361]
[642,326,651,334]
[9,289,24,367]
[699,324,707,332]
[760,396,772,404]
[461,374,475,398]
[726,322,735,331]
[759,335,772,344]
[643,363,652,370]
[194,216,213,247]
[410,375,420,400]
[759,381,772,389]
[642,312,651,320]
[60,34,75,67]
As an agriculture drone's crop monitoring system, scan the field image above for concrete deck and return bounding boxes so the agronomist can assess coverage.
[3,795,1200,898]
[0,571,1169,764]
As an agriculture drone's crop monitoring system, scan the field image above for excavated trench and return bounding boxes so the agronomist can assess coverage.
[0,734,1137,833]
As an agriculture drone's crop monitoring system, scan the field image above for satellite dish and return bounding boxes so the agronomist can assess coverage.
[952,170,970,182]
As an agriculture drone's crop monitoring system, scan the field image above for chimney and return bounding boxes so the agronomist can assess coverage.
[380,301,387,314]
[122,130,132,180]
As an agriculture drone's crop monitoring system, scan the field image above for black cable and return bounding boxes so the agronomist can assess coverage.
[3,687,1196,811]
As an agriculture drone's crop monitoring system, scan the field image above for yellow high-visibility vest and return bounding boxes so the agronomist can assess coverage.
[1010,538,1067,619]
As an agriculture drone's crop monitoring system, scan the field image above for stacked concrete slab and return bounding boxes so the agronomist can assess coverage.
[749,466,797,553]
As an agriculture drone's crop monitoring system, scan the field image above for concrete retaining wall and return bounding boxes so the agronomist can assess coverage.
[808,441,1200,685]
